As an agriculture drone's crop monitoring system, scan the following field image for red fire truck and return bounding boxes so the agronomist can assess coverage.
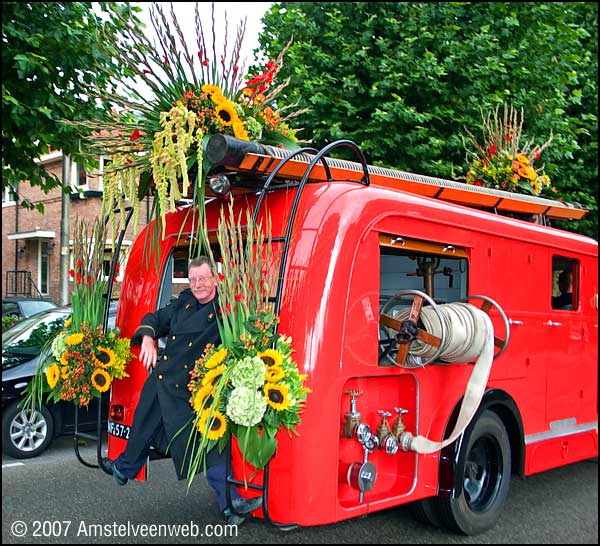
[95,135,597,535]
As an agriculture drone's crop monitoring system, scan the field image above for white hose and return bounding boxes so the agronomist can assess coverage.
[396,302,495,454]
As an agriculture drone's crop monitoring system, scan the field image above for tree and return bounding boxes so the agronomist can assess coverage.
[258,2,598,238]
[2,2,144,211]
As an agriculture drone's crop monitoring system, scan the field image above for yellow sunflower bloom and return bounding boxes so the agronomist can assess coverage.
[232,120,249,141]
[93,346,116,368]
[45,364,60,389]
[516,153,529,165]
[264,382,291,411]
[265,366,285,383]
[66,332,84,346]
[60,366,69,380]
[201,84,225,105]
[91,369,112,392]
[215,101,238,127]
[193,383,218,413]
[196,408,227,440]
[201,364,227,386]
[205,348,228,370]
[64,317,72,328]
[258,349,283,369]
[60,351,70,366]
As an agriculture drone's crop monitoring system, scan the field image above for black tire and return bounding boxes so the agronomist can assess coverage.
[2,401,55,459]
[437,410,511,535]
[408,497,444,528]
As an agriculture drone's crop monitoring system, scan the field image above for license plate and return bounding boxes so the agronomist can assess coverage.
[108,421,131,440]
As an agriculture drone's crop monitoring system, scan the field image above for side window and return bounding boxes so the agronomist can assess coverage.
[379,235,468,366]
[551,256,578,311]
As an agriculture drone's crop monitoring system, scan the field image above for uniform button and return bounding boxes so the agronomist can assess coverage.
[188,342,193,347]
[163,355,168,361]
[186,304,191,310]
[158,374,163,380]
[183,364,188,369]
[175,384,179,389]
[172,335,176,341]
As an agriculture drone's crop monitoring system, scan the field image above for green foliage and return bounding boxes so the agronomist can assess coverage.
[2,316,20,333]
[2,2,144,209]
[258,2,598,238]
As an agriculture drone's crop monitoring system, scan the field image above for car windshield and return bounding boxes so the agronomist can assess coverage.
[2,309,69,361]
[19,300,57,317]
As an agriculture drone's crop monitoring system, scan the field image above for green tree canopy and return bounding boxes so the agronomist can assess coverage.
[2,2,144,210]
[258,2,598,238]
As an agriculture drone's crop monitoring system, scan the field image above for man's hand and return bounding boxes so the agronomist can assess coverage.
[139,335,158,370]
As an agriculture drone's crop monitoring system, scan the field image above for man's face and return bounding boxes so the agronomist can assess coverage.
[188,263,217,304]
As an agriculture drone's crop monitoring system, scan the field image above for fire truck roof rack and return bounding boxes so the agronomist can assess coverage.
[206,134,587,221]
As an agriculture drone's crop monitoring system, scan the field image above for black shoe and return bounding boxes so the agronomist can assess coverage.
[231,496,262,515]
[101,457,128,486]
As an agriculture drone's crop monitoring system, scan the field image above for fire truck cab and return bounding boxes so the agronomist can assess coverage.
[105,135,598,535]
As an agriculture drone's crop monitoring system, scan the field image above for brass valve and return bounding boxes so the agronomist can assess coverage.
[376,410,392,444]
[393,407,409,438]
[343,390,363,439]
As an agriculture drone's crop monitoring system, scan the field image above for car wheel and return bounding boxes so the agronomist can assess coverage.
[436,410,511,535]
[2,401,55,459]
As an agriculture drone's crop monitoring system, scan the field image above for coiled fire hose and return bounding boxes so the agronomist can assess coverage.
[395,302,495,454]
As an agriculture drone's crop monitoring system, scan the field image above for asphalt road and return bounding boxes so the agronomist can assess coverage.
[2,436,598,544]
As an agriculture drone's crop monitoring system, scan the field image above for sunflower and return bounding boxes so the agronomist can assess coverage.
[45,364,60,389]
[257,349,283,369]
[265,366,285,383]
[64,317,72,328]
[201,84,225,105]
[193,383,218,413]
[93,346,116,368]
[232,119,249,141]
[215,101,238,127]
[204,348,228,370]
[60,351,70,366]
[202,364,227,386]
[60,366,69,380]
[91,368,112,392]
[65,332,84,346]
[196,408,227,440]
[264,382,291,411]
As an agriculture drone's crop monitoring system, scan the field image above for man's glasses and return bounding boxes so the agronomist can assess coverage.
[189,276,214,284]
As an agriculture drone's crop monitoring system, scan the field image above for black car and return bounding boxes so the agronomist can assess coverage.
[2,302,117,458]
[2,297,57,320]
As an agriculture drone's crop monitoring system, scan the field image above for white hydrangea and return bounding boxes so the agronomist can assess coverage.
[51,332,68,360]
[230,356,266,389]
[226,386,267,427]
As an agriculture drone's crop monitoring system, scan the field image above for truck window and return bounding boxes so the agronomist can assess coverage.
[378,235,468,366]
[551,255,578,311]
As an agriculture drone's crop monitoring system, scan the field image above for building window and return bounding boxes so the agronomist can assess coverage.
[98,156,113,191]
[2,185,16,207]
[71,162,88,191]
[39,241,50,295]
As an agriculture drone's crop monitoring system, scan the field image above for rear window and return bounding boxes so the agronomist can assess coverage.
[19,300,57,317]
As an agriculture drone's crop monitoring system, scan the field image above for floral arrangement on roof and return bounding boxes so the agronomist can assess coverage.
[23,217,133,409]
[463,103,555,196]
[186,200,310,479]
[70,1,303,247]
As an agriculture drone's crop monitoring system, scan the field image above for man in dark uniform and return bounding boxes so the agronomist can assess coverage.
[103,256,261,525]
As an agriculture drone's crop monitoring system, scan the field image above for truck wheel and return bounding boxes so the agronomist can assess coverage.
[2,401,55,459]
[408,497,444,528]
[437,410,511,535]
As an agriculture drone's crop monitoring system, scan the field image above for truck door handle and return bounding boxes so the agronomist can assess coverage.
[544,320,562,327]
[508,319,523,325]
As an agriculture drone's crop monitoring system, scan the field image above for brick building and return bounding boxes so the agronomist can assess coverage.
[2,151,152,304]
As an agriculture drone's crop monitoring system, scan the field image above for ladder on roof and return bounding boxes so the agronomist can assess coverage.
[205,134,587,221]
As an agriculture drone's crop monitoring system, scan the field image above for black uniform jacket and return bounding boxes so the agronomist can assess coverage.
[130,288,220,478]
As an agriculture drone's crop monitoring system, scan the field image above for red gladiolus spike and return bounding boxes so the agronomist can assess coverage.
[226,303,232,313]
[69,269,75,278]
[488,145,496,157]
[76,272,83,284]
[130,129,141,141]
[505,134,511,142]
[77,260,83,270]
[234,294,244,302]
[218,273,224,282]
[535,151,541,160]
[87,276,92,286]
